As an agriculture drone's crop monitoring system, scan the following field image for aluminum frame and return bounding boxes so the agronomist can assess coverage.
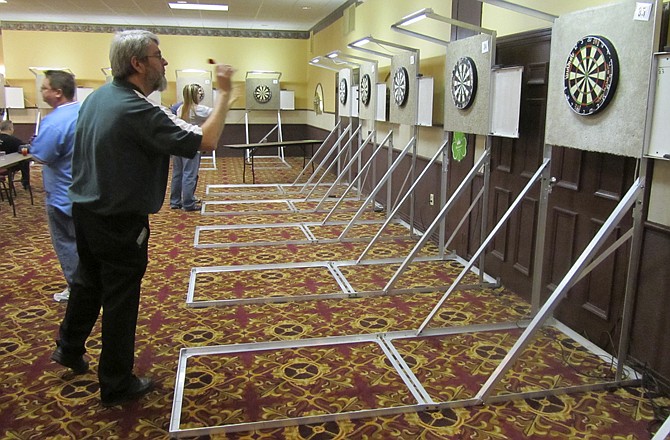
[184,255,483,307]
[169,319,638,437]
[192,218,411,249]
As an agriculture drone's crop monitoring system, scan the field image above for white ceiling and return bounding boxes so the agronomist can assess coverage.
[0,0,354,31]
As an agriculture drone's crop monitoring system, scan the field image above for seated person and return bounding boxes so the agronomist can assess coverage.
[0,120,30,189]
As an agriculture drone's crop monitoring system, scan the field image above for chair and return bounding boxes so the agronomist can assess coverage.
[9,167,34,205]
[0,170,16,216]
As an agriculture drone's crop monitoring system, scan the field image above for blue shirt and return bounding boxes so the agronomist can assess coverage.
[30,101,81,216]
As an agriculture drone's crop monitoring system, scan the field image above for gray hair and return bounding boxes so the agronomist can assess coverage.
[0,120,13,132]
[109,30,160,80]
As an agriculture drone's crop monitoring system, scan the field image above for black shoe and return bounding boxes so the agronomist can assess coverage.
[101,376,155,407]
[51,346,89,375]
[183,203,201,212]
[170,205,182,209]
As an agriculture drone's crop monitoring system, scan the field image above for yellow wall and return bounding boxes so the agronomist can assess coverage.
[1,30,309,108]
[481,0,618,36]
[2,0,668,112]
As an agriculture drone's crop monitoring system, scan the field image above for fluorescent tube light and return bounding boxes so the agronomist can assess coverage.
[351,38,371,47]
[399,13,427,26]
[168,3,229,12]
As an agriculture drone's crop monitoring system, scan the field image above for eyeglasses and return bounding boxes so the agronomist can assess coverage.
[143,53,165,61]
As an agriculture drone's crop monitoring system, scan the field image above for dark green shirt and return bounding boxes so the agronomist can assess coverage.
[70,79,202,215]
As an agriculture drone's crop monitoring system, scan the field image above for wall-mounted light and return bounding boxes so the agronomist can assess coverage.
[309,56,346,72]
[350,37,371,48]
[391,8,495,47]
[398,11,427,27]
[476,0,557,22]
[347,36,417,59]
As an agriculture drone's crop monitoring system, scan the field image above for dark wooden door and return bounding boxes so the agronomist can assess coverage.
[487,30,636,353]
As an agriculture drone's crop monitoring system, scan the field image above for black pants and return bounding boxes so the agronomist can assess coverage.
[58,203,149,400]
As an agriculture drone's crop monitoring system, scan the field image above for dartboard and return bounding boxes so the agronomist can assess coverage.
[563,35,619,116]
[451,57,477,110]
[253,85,272,103]
[339,78,348,105]
[360,74,371,106]
[393,66,409,107]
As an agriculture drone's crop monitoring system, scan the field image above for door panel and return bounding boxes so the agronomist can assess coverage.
[491,30,636,355]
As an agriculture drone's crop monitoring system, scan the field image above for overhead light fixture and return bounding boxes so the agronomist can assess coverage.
[347,36,417,59]
[391,8,495,47]
[476,0,557,22]
[168,3,229,12]
[398,12,427,27]
[350,37,371,48]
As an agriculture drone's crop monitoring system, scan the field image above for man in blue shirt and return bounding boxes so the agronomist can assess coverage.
[51,30,235,407]
[30,70,81,303]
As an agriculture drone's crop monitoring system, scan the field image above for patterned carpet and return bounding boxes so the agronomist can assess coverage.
[0,157,668,439]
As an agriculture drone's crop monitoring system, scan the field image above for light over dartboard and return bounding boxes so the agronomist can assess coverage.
[253,84,272,103]
[451,56,477,110]
[393,66,409,107]
[360,74,371,106]
[339,78,348,105]
[563,35,619,115]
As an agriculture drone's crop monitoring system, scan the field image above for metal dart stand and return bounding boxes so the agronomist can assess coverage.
[169,2,656,437]
[205,68,343,198]
[243,70,287,168]
[474,0,666,409]
[187,49,432,298]
[202,61,373,217]
[193,55,404,249]
[372,9,501,301]
[336,35,425,244]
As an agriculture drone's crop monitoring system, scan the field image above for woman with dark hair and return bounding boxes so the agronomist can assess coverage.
[170,83,212,211]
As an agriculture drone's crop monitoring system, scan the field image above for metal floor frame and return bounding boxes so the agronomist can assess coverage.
[192,217,412,249]
[185,254,498,307]
[193,135,497,304]
[169,318,640,437]
[172,146,648,436]
[199,150,216,170]
[201,126,389,217]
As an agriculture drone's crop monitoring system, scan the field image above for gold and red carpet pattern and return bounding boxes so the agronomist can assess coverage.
[0,158,667,439]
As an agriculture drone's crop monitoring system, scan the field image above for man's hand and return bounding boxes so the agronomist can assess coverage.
[214,64,235,94]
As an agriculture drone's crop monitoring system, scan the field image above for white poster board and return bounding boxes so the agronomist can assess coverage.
[76,87,95,103]
[646,53,670,159]
[351,85,359,118]
[376,84,387,122]
[280,90,295,110]
[490,66,523,138]
[4,87,25,109]
[417,76,433,127]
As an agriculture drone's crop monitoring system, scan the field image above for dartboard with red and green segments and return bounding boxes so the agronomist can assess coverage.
[563,35,619,116]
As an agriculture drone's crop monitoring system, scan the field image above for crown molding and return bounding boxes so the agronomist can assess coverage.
[0,21,310,39]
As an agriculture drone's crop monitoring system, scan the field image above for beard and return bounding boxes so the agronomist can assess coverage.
[148,69,168,93]
[157,75,168,92]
